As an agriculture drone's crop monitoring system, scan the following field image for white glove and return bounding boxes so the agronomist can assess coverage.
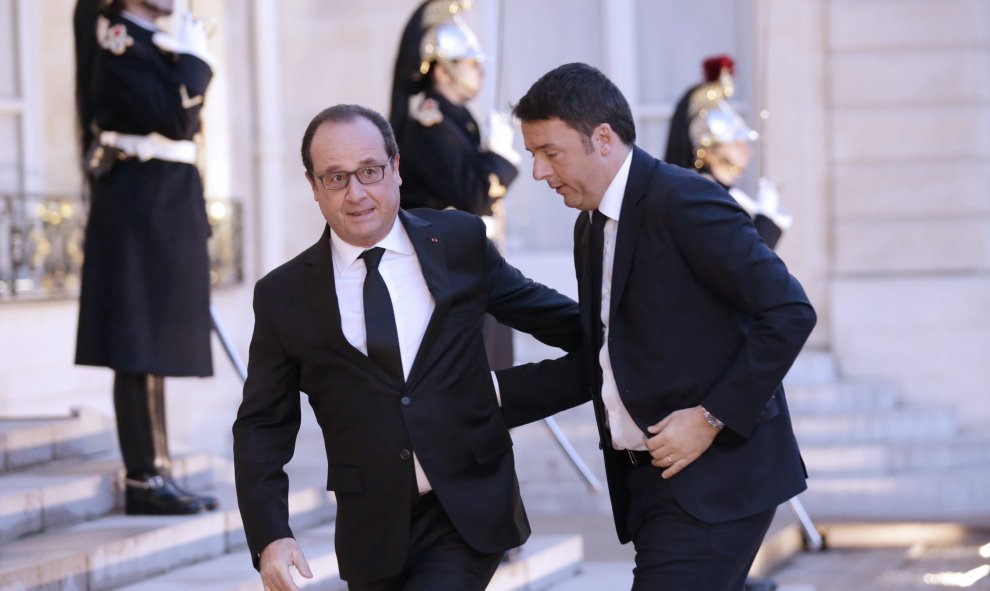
[153,11,215,69]
[486,112,521,166]
[756,178,793,229]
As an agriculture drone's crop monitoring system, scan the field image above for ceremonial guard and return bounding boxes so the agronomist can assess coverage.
[73,0,218,514]
[665,55,792,249]
[390,0,521,369]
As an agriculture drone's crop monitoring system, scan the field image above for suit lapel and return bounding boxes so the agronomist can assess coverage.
[399,210,453,388]
[609,147,652,320]
[303,225,396,387]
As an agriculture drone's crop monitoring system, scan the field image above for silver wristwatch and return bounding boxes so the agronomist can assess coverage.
[701,407,725,430]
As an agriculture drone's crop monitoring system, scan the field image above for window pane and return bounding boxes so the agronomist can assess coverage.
[635,0,746,106]
[0,114,21,190]
[0,0,18,98]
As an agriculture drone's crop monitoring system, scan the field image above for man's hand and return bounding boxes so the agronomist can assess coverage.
[259,537,313,591]
[645,406,719,479]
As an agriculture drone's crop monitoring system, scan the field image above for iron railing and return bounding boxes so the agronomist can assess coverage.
[0,192,244,302]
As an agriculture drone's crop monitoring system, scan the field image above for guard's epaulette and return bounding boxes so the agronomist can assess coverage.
[97,16,134,56]
[411,96,443,127]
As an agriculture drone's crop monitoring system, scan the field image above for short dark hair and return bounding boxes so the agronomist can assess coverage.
[300,104,399,173]
[512,63,636,146]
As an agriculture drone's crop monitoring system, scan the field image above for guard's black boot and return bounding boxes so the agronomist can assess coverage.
[161,474,220,511]
[114,373,218,515]
[124,473,211,515]
[148,375,220,512]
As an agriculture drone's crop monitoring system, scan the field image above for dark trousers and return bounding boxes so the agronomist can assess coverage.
[347,492,502,591]
[625,463,775,591]
[113,372,162,477]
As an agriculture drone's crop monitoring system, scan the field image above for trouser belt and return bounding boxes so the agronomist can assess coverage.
[607,447,653,466]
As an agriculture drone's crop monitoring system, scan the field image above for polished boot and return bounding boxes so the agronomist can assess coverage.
[114,372,215,515]
[124,473,210,515]
[147,375,220,511]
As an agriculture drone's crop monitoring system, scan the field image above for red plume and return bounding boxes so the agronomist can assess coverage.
[702,55,734,82]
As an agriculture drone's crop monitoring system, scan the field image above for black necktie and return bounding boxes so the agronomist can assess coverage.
[588,209,613,447]
[359,248,403,382]
[589,210,607,349]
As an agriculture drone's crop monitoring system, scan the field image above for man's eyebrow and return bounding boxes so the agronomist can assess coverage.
[530,142,558,152]
[319,156,387,172]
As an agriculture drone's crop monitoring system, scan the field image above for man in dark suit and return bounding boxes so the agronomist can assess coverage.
[513,63,817,590]
[232,104,585,591]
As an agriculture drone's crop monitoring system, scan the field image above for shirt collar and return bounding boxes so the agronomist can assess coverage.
[121,11,159,32]
[591,149,633,223]
[329,216,415,273]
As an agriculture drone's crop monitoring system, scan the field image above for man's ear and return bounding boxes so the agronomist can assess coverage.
[595,123,615,156]
[305,170,319,199]
[392,154,402,186]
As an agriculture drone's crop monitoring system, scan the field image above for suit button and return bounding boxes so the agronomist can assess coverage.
[399,449,412,461]
[400,396,411,406]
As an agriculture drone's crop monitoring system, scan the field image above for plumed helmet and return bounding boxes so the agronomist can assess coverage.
[418,0,484,75]
[685,54,758,168]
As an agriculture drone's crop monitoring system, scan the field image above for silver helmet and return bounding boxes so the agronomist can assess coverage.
[418,0,484,76]
[686,59,758,169]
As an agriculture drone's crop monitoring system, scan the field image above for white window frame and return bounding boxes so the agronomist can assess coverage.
[0,0,37,193]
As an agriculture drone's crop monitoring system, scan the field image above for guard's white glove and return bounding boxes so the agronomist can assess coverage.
[153,11,215,69]
[486,112,521,166]
[756,178,793,229]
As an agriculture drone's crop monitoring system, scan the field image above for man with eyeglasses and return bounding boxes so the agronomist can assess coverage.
[232,104,587,591]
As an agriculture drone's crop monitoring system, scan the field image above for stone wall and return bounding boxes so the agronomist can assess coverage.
[825,0,990,425]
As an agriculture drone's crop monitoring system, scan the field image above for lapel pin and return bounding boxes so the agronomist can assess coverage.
[431,237,439,243]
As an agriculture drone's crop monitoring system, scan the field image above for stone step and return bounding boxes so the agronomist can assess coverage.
[770,523,990,590]
[0,451,217,545]
[801,435,990,475]
[488,534,583,591]
[113,525,339,591]
[786,380,900,415]
[0,476,335,591]
[793,407,959,443]
[0,407,114,474]
[801,468,990,521]
[538,561,631,591]
[111,532,582,591]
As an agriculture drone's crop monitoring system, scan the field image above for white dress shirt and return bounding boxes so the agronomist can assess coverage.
[329,220,436,492]
[592,150,648,452]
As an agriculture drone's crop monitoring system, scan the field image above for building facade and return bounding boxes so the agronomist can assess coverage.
[0,0,987,458]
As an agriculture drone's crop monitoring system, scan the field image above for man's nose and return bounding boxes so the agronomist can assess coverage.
[532,158,550,181]
[345,174,369,199]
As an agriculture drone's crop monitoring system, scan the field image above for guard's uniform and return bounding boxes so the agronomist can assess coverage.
[398,90,518,216]
[75,12,213,377]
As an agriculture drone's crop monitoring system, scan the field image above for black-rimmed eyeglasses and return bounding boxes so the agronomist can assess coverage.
[314,157,393,191]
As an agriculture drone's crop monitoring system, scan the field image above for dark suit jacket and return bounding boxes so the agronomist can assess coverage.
[574,147,816,542]
[232,208,583,583]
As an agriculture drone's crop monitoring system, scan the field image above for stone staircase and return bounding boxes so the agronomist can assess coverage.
[0,408,583,591]
[785,351,990,522]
